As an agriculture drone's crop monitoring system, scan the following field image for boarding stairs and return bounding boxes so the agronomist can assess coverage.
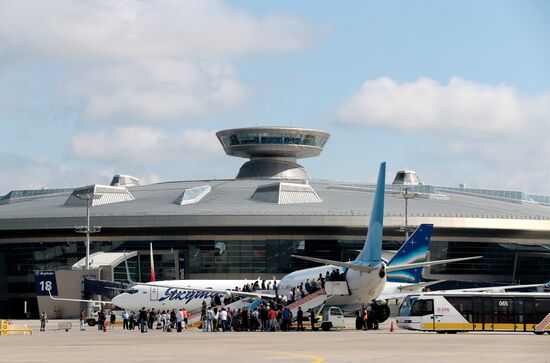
[288,282,350,319]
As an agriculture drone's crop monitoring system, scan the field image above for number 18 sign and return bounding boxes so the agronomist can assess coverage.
[34,271,59,296]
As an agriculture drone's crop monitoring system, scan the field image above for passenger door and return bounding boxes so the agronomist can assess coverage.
[472,297,484,331]
[421,299,435,331]
[150,286,158,301]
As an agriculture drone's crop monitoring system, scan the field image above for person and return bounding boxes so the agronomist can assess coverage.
[97,310,105,331]
[240,308,249,332]
[267,307,277,331]
[139,307,148,333]
[176,309,183,332]
[110,311,116,330]
[148,309,156,329]
[129,311,135,330]
[122,310,129,330]
[182,308,188,329]
[361,306,368,331]
[310,308,316,331]
[205,307,214,332]
[296,307,304,331]
[250,308,259,331]
[219,307,228,332]
[40,311,47,332]
[201,307,207,332]
[260,305,268,332]
[281,307,290,331]
[79,310,85,331]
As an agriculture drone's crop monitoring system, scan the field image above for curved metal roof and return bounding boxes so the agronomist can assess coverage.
[1,178,550,234]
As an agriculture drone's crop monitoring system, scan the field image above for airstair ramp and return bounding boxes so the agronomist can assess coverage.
[287,288,328,318]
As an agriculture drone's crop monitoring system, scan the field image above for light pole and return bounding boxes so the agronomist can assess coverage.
[392,187,418,239]
[75,193,102,270]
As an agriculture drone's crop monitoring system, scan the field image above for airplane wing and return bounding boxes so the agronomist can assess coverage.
[385,256,483,273]
[47,290,113,305]
[376,280,444,302]
[291,255,482,274]
[144,282,277,300]
[290,254,377,272]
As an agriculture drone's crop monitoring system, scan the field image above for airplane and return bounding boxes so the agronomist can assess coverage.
[108,225,433,317]
[46,162,485,324]
[277,223,439,321]
[109,162,481,322]
[279,162,483,322]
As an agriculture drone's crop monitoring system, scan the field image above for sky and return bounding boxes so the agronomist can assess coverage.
[1,0,549,195]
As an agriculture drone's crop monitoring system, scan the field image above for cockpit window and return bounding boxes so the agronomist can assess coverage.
[126,289,138,294]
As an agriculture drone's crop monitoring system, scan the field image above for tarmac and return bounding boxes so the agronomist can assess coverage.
[0,319,547,363]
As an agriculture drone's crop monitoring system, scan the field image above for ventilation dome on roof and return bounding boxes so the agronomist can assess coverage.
[251,181,322,204]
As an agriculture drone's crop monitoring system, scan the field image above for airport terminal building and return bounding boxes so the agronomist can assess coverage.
[1,126,549,317]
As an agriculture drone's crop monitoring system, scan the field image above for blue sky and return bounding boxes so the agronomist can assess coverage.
[1,0,549,194]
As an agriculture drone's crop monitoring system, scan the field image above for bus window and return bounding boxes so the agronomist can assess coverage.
[515,299,524,324]
[398,296,417,316]
[411,299,433,316]
[448,297,473,322]
[493,298,514,323]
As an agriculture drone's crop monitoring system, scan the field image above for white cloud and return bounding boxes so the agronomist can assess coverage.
[71,127,222,164]
[67,61,248,122]
[0,0,315,61]
[0,0,317,123]
[336,77,550,193]
[337,77,550,134]
[0,154,100,194]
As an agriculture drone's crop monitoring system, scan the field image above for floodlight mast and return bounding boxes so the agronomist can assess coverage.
[75,193,102,270]
[392,187,418,239]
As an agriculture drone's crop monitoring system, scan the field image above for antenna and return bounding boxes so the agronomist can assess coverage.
[150,242,156,282]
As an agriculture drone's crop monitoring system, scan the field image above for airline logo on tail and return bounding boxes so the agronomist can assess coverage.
[387,224,434,283]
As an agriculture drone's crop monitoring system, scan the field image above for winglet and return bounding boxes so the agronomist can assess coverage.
[355,162,386,266]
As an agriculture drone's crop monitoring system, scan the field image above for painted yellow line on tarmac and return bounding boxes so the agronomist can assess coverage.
[255,350,325,363]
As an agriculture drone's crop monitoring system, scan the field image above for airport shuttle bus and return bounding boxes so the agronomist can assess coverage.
[396,292,550,334]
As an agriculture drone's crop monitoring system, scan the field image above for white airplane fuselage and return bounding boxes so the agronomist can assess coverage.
[111,279,270,313]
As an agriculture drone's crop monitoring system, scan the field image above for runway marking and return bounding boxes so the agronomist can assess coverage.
[255,350,325,363]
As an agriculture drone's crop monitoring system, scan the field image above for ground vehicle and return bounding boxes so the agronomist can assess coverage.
[87,306,125,327]
[320,306,345,331]
[397,291,550,334]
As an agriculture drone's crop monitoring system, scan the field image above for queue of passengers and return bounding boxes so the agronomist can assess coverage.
[101,271,345,333]
[200,299,297,332]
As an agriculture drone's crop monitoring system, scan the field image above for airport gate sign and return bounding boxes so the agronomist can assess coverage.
[34,271,59,296]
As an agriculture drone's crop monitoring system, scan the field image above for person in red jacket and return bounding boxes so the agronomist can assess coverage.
[268,308,277,331]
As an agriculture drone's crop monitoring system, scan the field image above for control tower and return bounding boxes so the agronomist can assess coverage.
[216,126,330,180]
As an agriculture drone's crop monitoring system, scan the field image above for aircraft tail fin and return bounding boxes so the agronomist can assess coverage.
[355,162,386,266]
[387,224,434,283]
[150,242,156,282]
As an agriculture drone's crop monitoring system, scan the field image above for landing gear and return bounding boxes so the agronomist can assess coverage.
[372,304,391,323]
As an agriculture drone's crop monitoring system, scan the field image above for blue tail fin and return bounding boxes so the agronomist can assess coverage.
[387,224,434,283]
[355,162,386,266]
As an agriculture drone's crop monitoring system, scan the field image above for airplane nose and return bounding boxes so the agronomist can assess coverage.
[111,294,122,307]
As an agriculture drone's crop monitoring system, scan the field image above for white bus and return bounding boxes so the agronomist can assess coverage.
[396,291,550,334]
